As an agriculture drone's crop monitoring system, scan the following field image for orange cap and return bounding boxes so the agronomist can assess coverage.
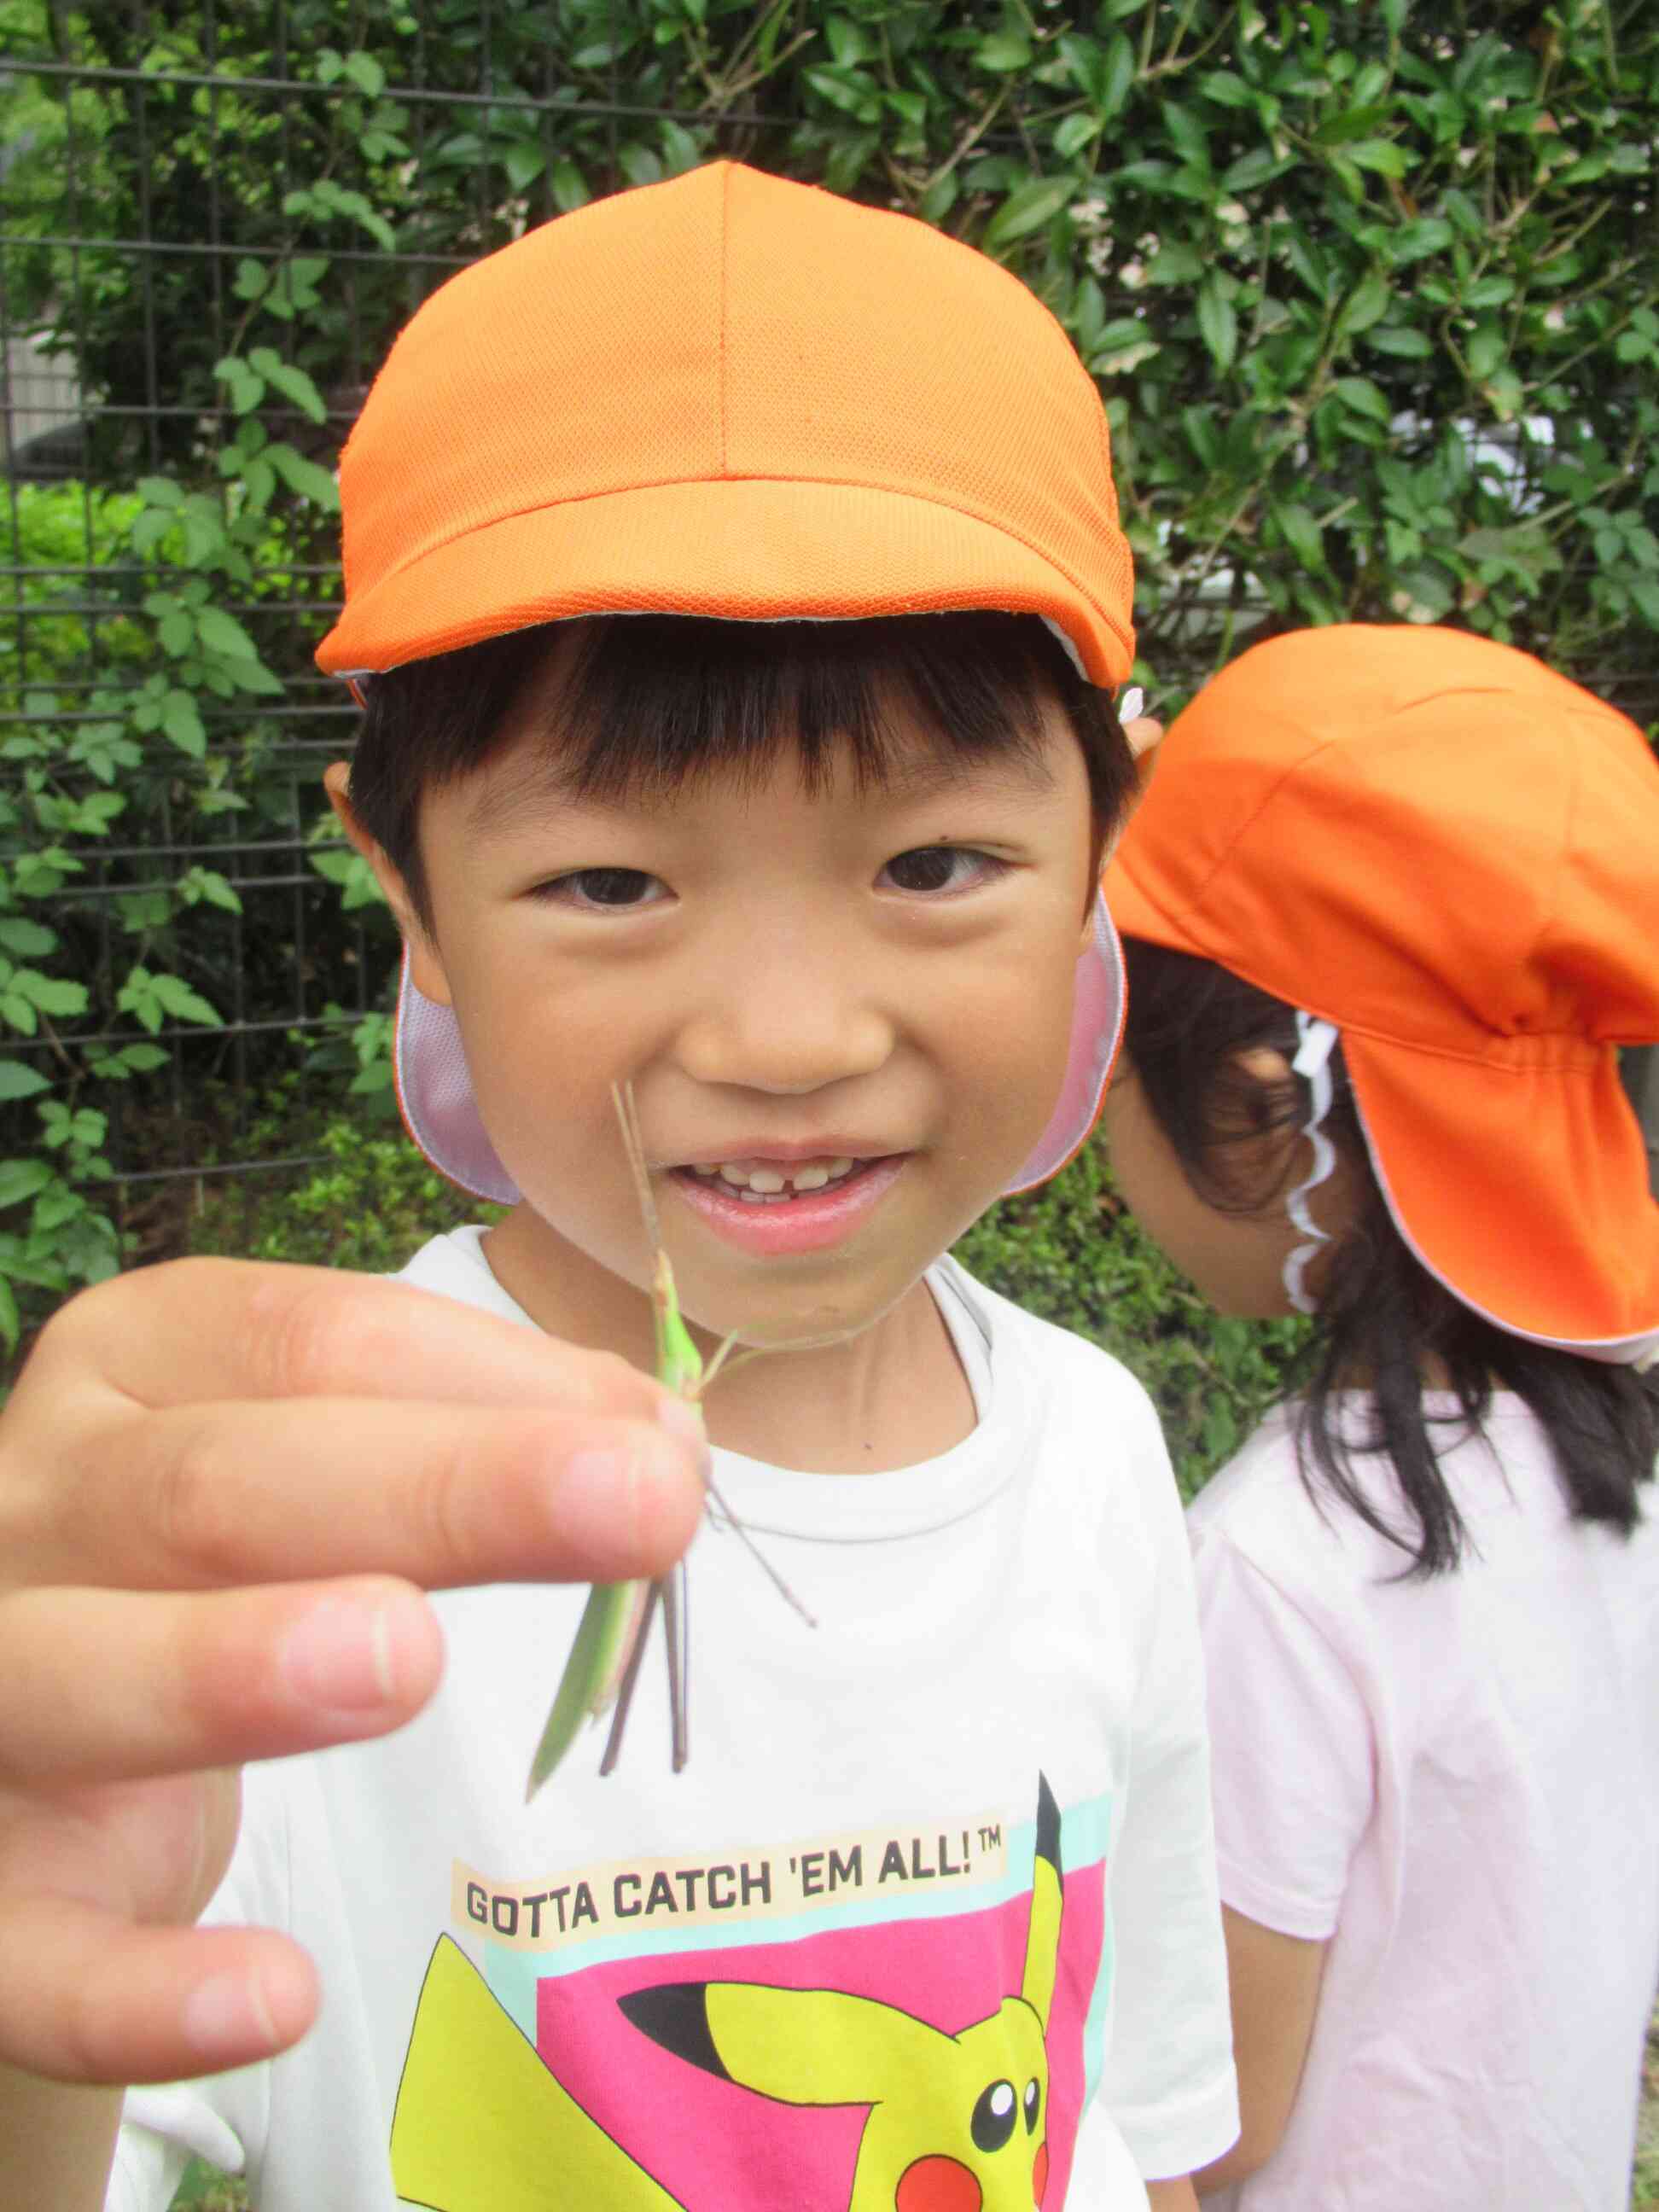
[316,161,1133,684]
[1104,625,1659,1359]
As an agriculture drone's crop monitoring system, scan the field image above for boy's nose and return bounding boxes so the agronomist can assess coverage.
[673,953,895,1097]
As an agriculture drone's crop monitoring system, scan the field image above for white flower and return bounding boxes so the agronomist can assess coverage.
[1118,259,1149,290]
[1389,589,1436,623]
[1542,305,1567,333]
[1215,200,1248,225]
[1086,236,1114,276]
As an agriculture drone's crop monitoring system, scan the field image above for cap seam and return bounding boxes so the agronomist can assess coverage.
[1111,873,1615,1065]
[1515,700,1579,997]
[1115,733,1351,929]
[718,160,731,478]
[332,471,1134,666]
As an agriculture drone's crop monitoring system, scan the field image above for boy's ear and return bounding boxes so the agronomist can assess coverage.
[322,762,454,1008]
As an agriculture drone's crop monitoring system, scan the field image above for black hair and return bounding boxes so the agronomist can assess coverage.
[1121,937,1656,1577]
[345,611,1134,929]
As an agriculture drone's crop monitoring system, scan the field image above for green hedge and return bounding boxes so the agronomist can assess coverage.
[3,0,1656,1353]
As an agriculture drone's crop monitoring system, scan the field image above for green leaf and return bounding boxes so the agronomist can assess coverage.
[1196,277,1238,372]
[0,918,56,959]
[0,1160,52,1212]
[502,140,545,192]
[1199,69,1254,109]
[1222,147,1292,195]
[15,972,87,1018]
[1148,242,1205,286]
[1388,216,1453,264]
[1466,325,1505,379]
[550,159,589,212]
[1053,112,1098,161]
[341,49,387,97]
[247,349,329,425]
[1160,101,1208,168]
[265,445,341,510]
[1277,503,1324,568]
[214,358,266,416]
[149,974,224,1029]
[983,178,1074,251]
[1347,137,1408,177]
[804,65,879,120]
[1336,271,1391,337]
[919,172,958,224]
[975,31,1032,72]
[195,606,260,661]
[136,476,182,509]
[616,143,661,189]
[1364,323,1432,358]
[161,693,207,760]
[0,1060,49,1102]
[659,120,701,177]
[1096,30,1136,118]
[1331,375,1391,422]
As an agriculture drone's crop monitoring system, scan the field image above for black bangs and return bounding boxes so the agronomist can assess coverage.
[344,611,1133,927]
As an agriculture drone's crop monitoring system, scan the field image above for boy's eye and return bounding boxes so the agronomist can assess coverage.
[534,867,667,911]
[880,846,1005,895]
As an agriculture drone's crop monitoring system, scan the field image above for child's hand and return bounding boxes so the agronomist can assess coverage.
[0,1259,706,2087]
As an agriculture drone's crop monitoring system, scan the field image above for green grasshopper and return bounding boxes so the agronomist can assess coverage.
[526,1082,812,1801]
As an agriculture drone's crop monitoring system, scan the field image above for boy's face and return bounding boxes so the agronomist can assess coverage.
[341,646,1099,1353]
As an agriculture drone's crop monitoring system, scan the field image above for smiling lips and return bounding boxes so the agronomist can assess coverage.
[668,1152,907,1255]
[685,1156,861,1203]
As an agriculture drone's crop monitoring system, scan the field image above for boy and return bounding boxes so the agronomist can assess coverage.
[0,163,1234,2208]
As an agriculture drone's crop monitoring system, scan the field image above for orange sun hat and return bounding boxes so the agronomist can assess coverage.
[1104,624,1659,1362]
[317,162,1138,1203]
[316,160,1133,687]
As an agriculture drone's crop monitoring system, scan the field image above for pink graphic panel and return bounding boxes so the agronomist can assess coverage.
[534,1866,1104,2211]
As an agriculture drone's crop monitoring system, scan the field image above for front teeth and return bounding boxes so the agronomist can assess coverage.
[695,1156,859,1202]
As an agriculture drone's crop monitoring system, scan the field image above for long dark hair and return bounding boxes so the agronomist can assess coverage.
[1121,937,1656,1575]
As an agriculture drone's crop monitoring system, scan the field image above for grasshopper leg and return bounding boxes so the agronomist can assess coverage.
[599,1579,662,1777]
[663,1561,689,1772]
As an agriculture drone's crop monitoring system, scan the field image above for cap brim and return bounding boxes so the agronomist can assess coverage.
[318,476,1131,689]
[1338,1027,1659,1358]
[393,895,1125,1209]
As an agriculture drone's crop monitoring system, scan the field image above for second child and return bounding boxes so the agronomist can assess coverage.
[1103,624,1659,2211]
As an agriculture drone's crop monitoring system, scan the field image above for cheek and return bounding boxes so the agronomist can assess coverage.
[894,2156,983,2212]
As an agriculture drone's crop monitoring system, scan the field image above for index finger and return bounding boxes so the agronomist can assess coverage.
[23,1259,671,1424]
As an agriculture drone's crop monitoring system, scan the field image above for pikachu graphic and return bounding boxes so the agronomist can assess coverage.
[389,1775,1067,2209]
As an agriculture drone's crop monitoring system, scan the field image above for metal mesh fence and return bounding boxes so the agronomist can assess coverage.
[2,1,1655,1270]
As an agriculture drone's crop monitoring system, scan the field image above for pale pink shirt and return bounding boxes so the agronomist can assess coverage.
[1188,1395,1659,2212]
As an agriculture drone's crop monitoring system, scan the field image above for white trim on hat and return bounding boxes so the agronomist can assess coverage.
[1321,1023,1659,1367]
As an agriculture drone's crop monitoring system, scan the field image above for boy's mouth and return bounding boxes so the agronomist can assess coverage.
[680,1155,863,1203]
[666,1150,907,1254]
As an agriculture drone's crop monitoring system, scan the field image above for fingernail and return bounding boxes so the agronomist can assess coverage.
[183,1969,277,2063]
[279,1596,398,1712]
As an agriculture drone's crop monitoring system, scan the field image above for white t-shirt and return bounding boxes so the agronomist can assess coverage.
[112,1231,1237,2210]
[1187,1394,1659,2212]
